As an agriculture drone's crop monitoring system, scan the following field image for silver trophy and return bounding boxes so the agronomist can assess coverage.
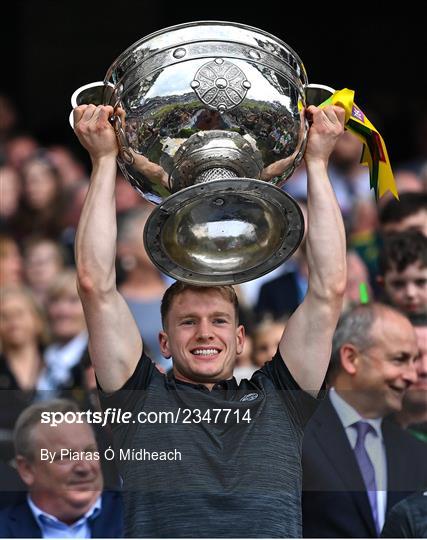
[71,21,334,285]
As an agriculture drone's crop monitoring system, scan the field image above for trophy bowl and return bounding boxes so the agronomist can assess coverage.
[71,21,318,284]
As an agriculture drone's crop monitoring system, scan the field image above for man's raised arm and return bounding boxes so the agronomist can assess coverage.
[74,105,142,392]
[279,105,347,396]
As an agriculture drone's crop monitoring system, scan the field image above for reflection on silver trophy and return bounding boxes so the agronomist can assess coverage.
[71,21,333,285]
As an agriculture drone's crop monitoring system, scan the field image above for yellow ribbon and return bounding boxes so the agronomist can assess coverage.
[319,88,398,199]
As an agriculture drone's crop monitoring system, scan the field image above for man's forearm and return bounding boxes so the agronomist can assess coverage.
[75,155,118,295]
[306,160,346,299]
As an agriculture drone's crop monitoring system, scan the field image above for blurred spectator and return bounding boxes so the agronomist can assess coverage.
[4,134,38,172]
[0,94,18,143]
[117,207,171,370]
[233,334,255,383]
[11,151,67,242]
[255,241,308,320]
[38,270,88,398]
[0,235,23,287]
[0,286,49,459]
[377,231,427,317]
[0,399,123,538]
[46,145,88,191]
[63,181,89,231]
[285,131,371,221]
[421,162,427,191]
[238,200,308,310]
[394,314,427,443]
[347,198,381,298]
[342,251,372,311]
[255,261,305,320]
[61,181,90,264]
[115,173,144,216]
[22,237,66,306]
[302,303,427,538]
[394,169,424,194]
[377,169,424,211]
[252,317,287,368]
[380,491,427,538]
[348,197,379,237]
[0,165,22,230]
[379,192,427,237]
[59,172,142,264]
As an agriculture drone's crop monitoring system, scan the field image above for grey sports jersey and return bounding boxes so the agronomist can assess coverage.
[99,351,322,537]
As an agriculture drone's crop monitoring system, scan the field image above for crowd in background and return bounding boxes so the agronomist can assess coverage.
[0,91,426,537]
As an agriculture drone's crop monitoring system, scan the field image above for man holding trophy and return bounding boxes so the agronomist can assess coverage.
[72,22,347,537]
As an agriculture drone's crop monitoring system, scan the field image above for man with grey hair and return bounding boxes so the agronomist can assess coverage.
[0,399,122,538]
[302,303,427,538]
[394,313,427,443]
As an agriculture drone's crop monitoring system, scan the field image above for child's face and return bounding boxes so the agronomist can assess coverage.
[253,323,285,367]
[383,262,427,316]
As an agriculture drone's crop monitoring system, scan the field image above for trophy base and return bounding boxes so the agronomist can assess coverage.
[144,178,304,285]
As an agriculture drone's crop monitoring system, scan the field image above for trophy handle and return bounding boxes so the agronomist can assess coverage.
[305,83,335,107]
[110,114,134,165]
[69,81,134,165]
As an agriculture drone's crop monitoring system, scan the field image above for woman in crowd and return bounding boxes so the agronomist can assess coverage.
[0,286,49,460]
[0,235,23,287]
[11,151,67,242]
[22,236,66,306]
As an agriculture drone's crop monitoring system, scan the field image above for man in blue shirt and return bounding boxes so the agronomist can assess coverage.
[0,399,122,538]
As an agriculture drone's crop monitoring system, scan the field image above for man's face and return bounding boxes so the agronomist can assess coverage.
[353,314,418,417]
[159,289,244,385]
[382,262,427,316]
[18,422,102,523]
[403,326,427,410]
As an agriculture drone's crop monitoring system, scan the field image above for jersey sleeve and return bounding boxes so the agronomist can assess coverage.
[97,352,156,414]
[257,349,325,427]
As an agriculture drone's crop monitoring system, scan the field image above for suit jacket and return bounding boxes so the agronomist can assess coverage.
[302,395,427,538]
[0,462,26,509]
[255,271,301,320]
[0,491,123,538]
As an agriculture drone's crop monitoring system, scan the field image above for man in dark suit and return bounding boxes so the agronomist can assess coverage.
[0,399,122,538]
[302,303,427,538]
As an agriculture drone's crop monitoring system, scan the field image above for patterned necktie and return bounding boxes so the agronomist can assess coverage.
[352,421,380,535]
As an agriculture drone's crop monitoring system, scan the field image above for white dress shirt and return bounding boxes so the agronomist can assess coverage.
[37,332,88,395]
[329,387,388,530]
[27,494,101,538]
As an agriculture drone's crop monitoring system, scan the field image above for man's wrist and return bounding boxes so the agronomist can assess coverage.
[305,157,329,174]
[91,154,118,169]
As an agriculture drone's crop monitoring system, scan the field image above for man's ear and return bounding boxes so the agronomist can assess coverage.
[340,343,359,375]
[15,455,34,487]
[159,331,171,358]
[236,325,245,356]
